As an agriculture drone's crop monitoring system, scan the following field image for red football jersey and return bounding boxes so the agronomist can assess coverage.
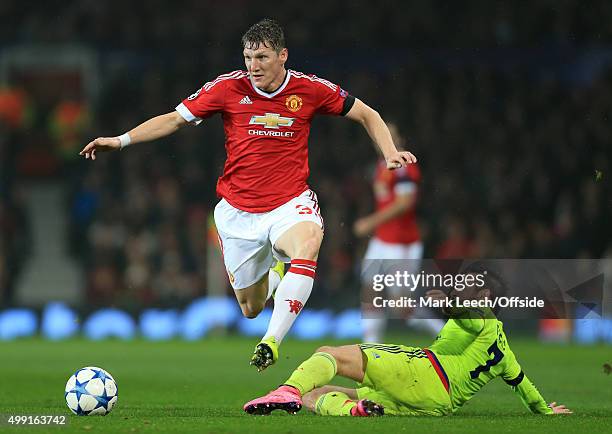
[372,159,421,244]
[176,70,352,212]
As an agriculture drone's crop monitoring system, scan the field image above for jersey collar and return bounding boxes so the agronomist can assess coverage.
[249,70,291,98]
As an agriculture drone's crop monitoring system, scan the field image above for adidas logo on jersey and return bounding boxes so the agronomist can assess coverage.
[239,96,253,104]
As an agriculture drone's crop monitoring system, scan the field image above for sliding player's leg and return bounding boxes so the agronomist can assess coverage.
[301,384,384,417]
[245,345,385,416]
[302,385,358,410]
[304,386,361,416]
[299,346,383,416]
[287,343,447,416]
[356,343,452,416]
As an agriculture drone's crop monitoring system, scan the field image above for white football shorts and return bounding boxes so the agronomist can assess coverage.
[214,189,324,290]
[361,238,423,295]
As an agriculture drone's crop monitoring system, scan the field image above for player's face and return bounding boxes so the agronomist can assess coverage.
[243,43,288,92]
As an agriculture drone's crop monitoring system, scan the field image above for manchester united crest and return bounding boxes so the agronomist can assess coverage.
[285,94,303,112]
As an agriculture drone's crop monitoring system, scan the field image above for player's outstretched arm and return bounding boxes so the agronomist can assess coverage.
[504,369,567,415]
[344,98,416,169]
[80,111,188,160]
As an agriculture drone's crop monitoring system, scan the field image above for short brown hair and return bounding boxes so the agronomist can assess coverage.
[242,18,286,52]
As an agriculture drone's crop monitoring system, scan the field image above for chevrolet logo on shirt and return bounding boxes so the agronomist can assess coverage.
[249,113,295,129]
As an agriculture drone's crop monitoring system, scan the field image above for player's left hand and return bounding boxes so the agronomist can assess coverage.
[548,402,572,414]
[386,151,417,170]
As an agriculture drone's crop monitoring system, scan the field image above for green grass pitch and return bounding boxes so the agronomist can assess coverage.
[0,336,610,433]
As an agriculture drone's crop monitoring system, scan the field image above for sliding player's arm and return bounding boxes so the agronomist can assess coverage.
[345,98,416,169]
[80,111,188,159]
[502,354,571,415]
[506,372,559,414]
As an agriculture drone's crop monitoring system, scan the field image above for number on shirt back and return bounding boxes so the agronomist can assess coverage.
[470,341,504,379]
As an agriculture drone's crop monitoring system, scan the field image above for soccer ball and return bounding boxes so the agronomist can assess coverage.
[64,366,118,415]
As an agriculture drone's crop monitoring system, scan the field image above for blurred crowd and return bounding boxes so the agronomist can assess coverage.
[0,180,30,306]
[2,0,612,49]
[1,1,611,307]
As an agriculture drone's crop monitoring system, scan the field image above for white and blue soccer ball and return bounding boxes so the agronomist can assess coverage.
[65,366,118,416]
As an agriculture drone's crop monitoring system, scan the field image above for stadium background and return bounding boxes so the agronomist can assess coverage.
[0,1,611,342]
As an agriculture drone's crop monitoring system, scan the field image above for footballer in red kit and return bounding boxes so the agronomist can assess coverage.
[80,19,417,371]
[176,69,352,213]
[371,159,421,245]
[354,123,443,342]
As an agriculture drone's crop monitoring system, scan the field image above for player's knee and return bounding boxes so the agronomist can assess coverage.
[240,302,264,319]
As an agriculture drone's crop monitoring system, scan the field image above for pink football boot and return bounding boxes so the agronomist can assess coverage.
[243,385,302,415]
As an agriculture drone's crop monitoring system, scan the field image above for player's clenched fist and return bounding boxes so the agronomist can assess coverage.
[386,150,417,169]
[79,137,121,160]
